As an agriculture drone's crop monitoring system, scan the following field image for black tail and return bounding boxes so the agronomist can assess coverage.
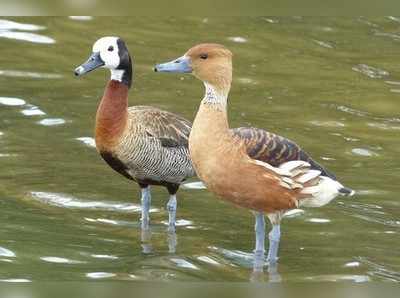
[339,186,355,196]
[299,151,337,180]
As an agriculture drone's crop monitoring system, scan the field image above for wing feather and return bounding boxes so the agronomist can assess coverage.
[129,106,191,148]
[232,127,336,179]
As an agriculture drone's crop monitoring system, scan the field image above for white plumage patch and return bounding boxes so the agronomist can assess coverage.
[300,176,344,207]
[92,36,120,69]
[277,159,344,208]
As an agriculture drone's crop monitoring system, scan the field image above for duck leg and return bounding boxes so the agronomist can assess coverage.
[266,213,282,264]
[166,184,179,233]
[166,194,177,232]
[253,211,266,271]
[139,184,151,230]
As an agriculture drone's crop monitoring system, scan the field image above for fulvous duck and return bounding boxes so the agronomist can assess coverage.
[155,43,354,265]
[74,37,195,232]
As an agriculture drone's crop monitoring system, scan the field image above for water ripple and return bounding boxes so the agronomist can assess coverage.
[351,148,378,157]
[0,97,26,106]
[342,202,400,228]
[84,217,137,227]
[40,256,85,264]
[0,246,16,257]
[0,19,44,31]
[69,16,93,21]
[170,258,199,270]
[0,69,62,79]
[0,279,31,283]
[0,31,55,44]
[227,36,247,43]
[21,105,46,116]
[86,272,116,279]
[374,31,400,41]
[209,246,253,268]
[387,16,400,23]
[309,120,345,128]
[357,257,400,282]
[30,191,145,213]
[313,39,334,49]
[352,64,389,79]
[37,118,66,126]
[307,218,331,223]
[76,137,96,148]
[304,274,370,282]
[91,254,118,260]
[197,256,220,266]
[182,181,206,190]
[336,105,369,117]
[367,122,400,130]
[284,208,305,218]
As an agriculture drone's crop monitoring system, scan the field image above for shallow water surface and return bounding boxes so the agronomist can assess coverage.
[0,17,399,282]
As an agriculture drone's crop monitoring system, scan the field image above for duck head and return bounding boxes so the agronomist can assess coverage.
[74,36,132,87]
[155,43,233,93]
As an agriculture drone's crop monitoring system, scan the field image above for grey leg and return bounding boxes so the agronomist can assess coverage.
[267,213,282,264]
[167,230,177,253]
[141,227,152,254]
[166,194,177,232]
[254,212,266,255]
[140,186,151,230]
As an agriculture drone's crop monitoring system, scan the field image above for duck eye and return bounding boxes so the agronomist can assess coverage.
[200,53,208,60]
[108,46,114,52]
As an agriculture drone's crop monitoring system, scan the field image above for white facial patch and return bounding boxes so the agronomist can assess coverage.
[92,36,120,69]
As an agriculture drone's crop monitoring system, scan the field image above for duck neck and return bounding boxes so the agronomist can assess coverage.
[95,80,129,149]
[191,81,231,140]
[201,82,229,110]
[110,54,133,88]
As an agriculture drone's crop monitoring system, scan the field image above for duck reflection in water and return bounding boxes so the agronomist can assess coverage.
[140,226,177,254]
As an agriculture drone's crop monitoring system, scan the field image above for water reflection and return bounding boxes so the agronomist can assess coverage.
[37,118,66,126]
[21,105,46,116]
[0,18,55,44]
[40,256,84,264]
[0,69,62,79]
[76,137,96,147]
[140,227,178,254]
[86,272,116,279]
[0,247,16,258]
[0,97,26,106]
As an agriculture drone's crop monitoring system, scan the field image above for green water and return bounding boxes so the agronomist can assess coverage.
[0,16,399,282]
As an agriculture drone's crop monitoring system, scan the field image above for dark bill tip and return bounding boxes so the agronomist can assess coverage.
[74,52,104,78]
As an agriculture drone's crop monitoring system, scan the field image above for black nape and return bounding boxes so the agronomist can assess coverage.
[116,38,133,88]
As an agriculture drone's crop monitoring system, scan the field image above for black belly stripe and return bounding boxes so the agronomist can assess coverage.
[100,151,134,181]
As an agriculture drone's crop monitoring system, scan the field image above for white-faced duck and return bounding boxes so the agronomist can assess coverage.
[74,37,195,232]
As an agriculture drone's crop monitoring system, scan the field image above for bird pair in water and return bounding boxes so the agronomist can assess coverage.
[74,36,354,267]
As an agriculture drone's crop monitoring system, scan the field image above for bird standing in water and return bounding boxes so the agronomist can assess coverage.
[74,37,195,233]
[155,43,354,266]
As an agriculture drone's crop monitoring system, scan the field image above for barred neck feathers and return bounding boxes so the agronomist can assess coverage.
[95,80,129,149]
[201,82,229,110]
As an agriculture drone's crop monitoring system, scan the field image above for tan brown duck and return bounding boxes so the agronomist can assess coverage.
[74,37,195,232]
[155,43,354,265]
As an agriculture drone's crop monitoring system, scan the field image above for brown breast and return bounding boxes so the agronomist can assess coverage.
[190,103,300,213]
[95,80,129,152]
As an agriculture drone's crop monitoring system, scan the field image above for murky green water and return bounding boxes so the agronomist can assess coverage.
[0,16,399,282]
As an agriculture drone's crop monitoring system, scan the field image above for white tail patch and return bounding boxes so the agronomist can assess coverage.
[279,160,345,208]
[296,170,321,184]
[300,176,344,207]
[279,160,310,172]
[253,159,348,207]
[251,159,292,177]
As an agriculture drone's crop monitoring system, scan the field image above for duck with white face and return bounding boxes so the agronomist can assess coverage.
[74,37,195,237]
[75,36,132,86]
